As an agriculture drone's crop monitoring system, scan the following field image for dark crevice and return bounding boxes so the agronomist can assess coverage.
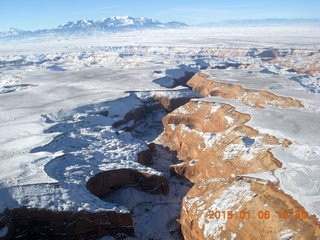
[153,64,198,89]
[86,169,169,198]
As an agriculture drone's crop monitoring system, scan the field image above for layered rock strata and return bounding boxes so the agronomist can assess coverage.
[159,72,320,239]
[181,178,320,240]
[161,100,286,182]
[187,72,303,108]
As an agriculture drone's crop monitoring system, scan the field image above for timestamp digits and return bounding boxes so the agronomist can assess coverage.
[207,209,309,220]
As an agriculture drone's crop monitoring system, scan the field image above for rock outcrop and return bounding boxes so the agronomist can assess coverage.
[137,149,154,166]
[137,143,156,166]
[161,100,286,182]
[270,51,320,77]
[187,72,303,108]
[154,95,191,112]
[181,178,320,240]
[112,105,147,128]
[158,71,320,239]
[86,168,169,197]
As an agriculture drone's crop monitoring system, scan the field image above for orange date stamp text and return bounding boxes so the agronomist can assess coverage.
[207,209,309,220]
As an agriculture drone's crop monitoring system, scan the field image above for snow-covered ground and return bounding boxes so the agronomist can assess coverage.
[0,25,319,238]
[0,29,203,238]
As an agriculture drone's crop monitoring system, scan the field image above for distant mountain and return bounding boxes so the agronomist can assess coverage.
[0,28,32,38]
[0,16,188,39]
[56,16,187,32]
[199,18,320,27]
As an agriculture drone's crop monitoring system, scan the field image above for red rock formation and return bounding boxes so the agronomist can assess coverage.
[181,178,320,240]
[187,72,303,108]
[158,76,319,239]
[154,95,192,112]
[161,100,285,182]
[271,50,320,77]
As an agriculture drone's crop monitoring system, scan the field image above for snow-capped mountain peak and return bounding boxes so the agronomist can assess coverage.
[8,27,23,33]
[0,27,29,38]
[0,16,187,39]
[7,28,26,35]
[57,19,95,29]
[57,16,183,31]
[99,16,161,28]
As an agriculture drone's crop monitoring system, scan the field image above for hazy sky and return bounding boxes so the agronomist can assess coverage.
[0,0,319,31]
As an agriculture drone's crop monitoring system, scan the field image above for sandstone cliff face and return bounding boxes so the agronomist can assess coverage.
[181,178,320,240]
[161,100,285,182]
[187,72,303,108]
[158,72,320,239]
[153,95,192,112]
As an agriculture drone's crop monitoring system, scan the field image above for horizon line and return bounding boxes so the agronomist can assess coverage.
[2,17,320,32]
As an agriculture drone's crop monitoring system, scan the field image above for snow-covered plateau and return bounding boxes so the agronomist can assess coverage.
[0,25,319,239]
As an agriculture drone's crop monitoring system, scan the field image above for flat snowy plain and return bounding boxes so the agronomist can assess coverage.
[0,25,319,239]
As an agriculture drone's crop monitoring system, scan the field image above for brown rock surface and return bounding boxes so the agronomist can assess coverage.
[187,72,303,108]
[137,149,154,166]
[154,95,191,112]
[271,50,320,77]
[137,143,158,166]
[158,79,319,238]
[181,178,320,240]
[86,168,169,197]
[161,100,284,182]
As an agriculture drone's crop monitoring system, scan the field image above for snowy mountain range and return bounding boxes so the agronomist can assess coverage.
[0,16,188,39]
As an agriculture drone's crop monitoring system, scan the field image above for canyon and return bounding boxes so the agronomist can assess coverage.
[0,26,320,239]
